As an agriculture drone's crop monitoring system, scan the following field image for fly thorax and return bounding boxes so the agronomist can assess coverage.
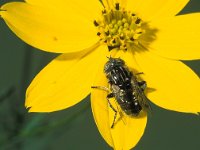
[119,89,125,97]
[111,84,120,93]
[94,3,145,51]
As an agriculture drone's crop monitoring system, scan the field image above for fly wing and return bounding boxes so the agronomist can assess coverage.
[137,90,152,114]
[131,76,152,114]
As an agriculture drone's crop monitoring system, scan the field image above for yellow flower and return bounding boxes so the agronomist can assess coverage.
[1,0,200,149]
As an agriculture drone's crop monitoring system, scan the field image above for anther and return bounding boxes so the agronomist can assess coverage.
[108,45,118,51]
[102,10,107,14]
[122,18,127,23]
[115,3,120,10]
[131,13,136,16]
[130,37,134,41]
[105,31,110,36]
[97,32,101,36]
[120,36,124,40]
[124,23,129,28]
[135,18,141,24]
[94,20,99,26]
[117,20,122,26]
[112,39,116,43]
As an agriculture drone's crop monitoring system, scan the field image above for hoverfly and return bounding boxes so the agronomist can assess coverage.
[92,57,151,128]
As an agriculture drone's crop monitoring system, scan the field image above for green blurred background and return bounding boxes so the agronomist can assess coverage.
[0,0,200,150]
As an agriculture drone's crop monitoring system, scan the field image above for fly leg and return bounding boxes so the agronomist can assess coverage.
[107,93,117,128]
[135,72,144,75]
[91,86,109,92]
[138,81,147,91]
[91,86,117,128]
[135,72,147,91]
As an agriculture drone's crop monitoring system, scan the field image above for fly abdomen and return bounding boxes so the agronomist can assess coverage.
[128,100,142,115]
[116,91,142,115]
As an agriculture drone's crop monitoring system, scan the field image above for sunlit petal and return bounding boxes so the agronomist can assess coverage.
[102,0,114,9]
[116,0,127,8]
[25,0,103,20]
[126,0,189,21]
[0,2,99,53]
[26,45,107,112]
[149,13,200,60]
[134,50,200,114]
[102,0,127,9]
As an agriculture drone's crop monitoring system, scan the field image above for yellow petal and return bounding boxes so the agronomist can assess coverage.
[26,45,107,112]
[102,0,127,9]
[91,65,114,148]
[102,0,114,9]
[134,51,200,114]
[0,2,100,53]
[126,0,189,21]
[149,13,200,60]
[116,0,127,8]
[91,50,147,150]
[24,0,103,21]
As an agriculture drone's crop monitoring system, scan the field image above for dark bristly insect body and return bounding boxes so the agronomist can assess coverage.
[92,57,150,128]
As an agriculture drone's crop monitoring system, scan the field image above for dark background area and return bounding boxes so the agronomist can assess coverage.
[0,0,200,150]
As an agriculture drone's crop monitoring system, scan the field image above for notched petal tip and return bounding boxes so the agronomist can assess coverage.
[26,106,32,112]
[0,8,6,11]
[25,99,33,112]
[25,102,33,112]
[0,7,6,17]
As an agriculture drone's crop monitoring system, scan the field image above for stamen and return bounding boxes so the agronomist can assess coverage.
[102,10,107,14]
[105,31,109,36]
[97,32,101,36]
[94,6,145,51]
[94,20,99,26]
[130,37,134,41]
[135,18,141,24]
[108,45,119,51]
[115,3,120,10]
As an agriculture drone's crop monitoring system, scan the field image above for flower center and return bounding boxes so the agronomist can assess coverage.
[94,3,145,51]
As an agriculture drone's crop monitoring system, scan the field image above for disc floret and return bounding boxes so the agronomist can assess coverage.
[94,3,144,51]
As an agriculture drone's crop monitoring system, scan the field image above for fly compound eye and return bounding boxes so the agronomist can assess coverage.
[116,58,125,65]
